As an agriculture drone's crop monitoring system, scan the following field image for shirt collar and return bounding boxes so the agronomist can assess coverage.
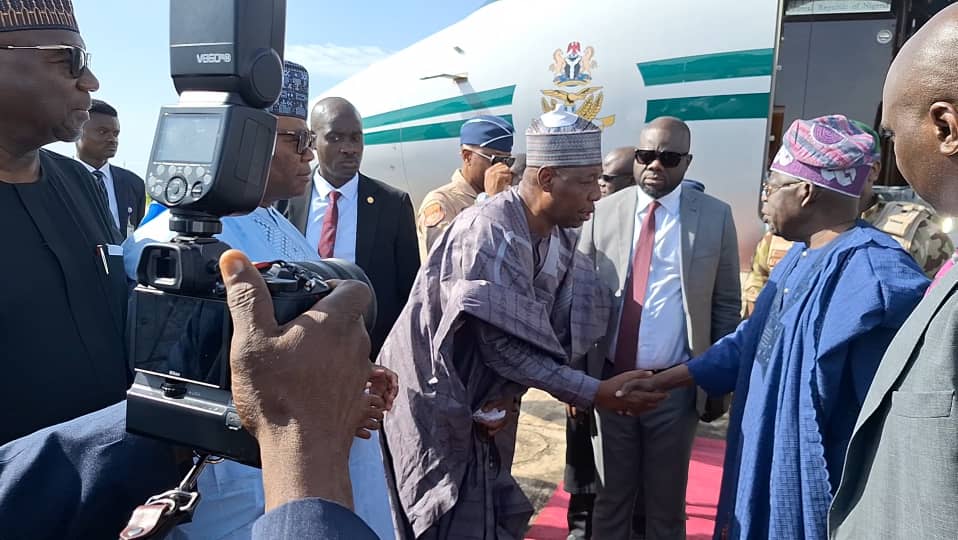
[636,182,683,216]
[78,158,110,174]
[313,171,359,201]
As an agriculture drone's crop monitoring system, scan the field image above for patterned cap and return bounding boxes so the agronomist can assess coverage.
[526,108,601,168]
[0,0,78,33]
[460,114,514,153]
[850,119,882,162]
[770,114,877,198]
[268,61,309,120]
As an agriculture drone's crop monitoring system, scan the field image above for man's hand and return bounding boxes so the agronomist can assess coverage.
[475,396,519,438]
[484,162,513,196]
[367,366,399,411]
[594,370,668,416]
[222,250,373,512]
[616,365,695,397]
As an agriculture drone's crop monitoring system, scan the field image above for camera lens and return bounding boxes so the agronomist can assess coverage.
[295,260,377,334]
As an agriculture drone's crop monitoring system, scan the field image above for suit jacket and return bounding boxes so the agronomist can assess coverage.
[829,267,958,539]
[0,402,180,540]
[577,185,741,415]
[252,499,378,539]
[285,172,420,356]
[109,164,145,238]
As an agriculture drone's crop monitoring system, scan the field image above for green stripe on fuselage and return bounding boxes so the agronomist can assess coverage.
[363,86,516,129]
[638,48,774,86]
[365,114,514,145]
[645,93,770,122]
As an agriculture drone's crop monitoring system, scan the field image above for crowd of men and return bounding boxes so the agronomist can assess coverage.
[0,1,956,540]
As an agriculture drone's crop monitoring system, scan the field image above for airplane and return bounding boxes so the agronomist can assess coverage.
[318,0,956,266]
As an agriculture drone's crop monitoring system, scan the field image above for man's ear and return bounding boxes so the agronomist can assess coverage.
[930,101,958,156]
[537,167,557,192]
[799,182,819,208]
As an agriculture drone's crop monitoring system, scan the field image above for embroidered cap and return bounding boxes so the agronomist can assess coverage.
[770,114,878,198]
[526,107,602,168]
[0,0,79,33]
[268,61,309,120]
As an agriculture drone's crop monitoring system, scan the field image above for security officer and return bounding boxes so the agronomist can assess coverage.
[742,122,953,317]
[416,115,515,259]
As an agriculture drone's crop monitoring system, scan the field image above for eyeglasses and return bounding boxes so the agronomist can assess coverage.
[277,129,317,154]
[601,173,633,182]
[0,44,91,78]
[472,149,516,168]
[761,179,802,198]
[634,149,689,168]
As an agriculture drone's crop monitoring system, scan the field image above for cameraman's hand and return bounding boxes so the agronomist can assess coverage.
[222,250,373,513]
[484,162,513,196]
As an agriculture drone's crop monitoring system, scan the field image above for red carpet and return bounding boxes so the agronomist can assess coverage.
[524,437,726,540]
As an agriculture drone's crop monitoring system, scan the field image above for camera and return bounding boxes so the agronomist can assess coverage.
[126,0,375,466]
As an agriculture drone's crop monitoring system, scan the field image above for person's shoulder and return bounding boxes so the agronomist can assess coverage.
[850,224,928,284]
[595,184,636,213]
[40,149,90,178]
[686,187,732,214]
[360,173,409,200]
[110,164,145,182]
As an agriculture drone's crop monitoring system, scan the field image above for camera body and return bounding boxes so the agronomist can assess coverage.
[127,0,376,466]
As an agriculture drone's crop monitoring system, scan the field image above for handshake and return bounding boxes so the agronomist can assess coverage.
[593,368,687,416]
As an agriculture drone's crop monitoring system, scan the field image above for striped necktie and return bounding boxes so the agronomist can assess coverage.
[91,170,110,211]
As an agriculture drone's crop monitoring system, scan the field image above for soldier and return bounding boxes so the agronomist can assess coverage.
[742,121,953,317]
[416,115,515,259]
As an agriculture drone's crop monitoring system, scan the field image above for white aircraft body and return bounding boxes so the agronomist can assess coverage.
[320,0,784,265]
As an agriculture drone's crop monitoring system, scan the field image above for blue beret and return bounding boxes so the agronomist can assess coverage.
[460,115,514,153]
[269,61,309,120]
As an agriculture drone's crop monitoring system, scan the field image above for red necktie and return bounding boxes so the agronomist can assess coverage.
[318,190,340,258]
[613,200,659,375]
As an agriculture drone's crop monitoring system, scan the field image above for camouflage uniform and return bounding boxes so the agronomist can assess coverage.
[742,199,954,317]
[416,169,480,260]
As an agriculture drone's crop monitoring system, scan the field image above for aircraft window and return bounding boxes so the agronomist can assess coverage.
[785,0,892,15]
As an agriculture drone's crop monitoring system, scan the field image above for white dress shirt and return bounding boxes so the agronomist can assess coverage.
[612,184,690,370]
[304,172,359,263]
[79,159,120,229]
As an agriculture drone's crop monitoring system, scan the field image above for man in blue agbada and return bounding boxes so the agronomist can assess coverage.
[124,61,396,540]
[621,115,929,539]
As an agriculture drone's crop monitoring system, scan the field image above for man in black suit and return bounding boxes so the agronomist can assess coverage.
[76,99,145,238]
[285,97,419,357]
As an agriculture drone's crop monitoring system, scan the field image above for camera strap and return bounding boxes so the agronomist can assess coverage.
[119,454,212,539]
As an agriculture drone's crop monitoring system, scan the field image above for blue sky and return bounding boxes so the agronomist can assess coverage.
[49,0,487,173]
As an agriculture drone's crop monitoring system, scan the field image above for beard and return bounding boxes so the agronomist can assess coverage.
[638,179,679,199]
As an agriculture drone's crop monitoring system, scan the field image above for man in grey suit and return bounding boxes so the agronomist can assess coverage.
[578,117,741,540]
[830,6,958,538]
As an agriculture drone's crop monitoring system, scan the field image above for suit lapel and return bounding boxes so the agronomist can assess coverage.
[355,175,379,269]
[855,268,958,430]
[679,188,700,292]
[613,189,639,291]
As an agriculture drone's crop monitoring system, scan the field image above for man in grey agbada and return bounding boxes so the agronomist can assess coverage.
[830,5,958,538]
[378,108,667,539]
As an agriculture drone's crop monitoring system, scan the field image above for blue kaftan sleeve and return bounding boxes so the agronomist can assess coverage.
[687,272,779,395]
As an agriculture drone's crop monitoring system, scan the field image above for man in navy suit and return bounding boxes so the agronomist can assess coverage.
[76,99,146,238]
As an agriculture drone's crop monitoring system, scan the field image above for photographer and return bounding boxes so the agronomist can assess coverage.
[0,250,378,540]
[0,0,130,446]
[124,61,397,539]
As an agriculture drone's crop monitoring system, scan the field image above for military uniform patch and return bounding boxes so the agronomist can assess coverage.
[422,201,446,228]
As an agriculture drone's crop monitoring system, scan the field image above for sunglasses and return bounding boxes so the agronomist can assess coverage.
[277,129,317,154]
[0,44,91,78]
[601,173,633,182]
[472,149,516,168]
[634,149,689,168]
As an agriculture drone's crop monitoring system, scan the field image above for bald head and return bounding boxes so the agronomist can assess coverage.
[882,4,958,214]
[599,146,635,197]
[311,96,364,186]
[641,116,691,151]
